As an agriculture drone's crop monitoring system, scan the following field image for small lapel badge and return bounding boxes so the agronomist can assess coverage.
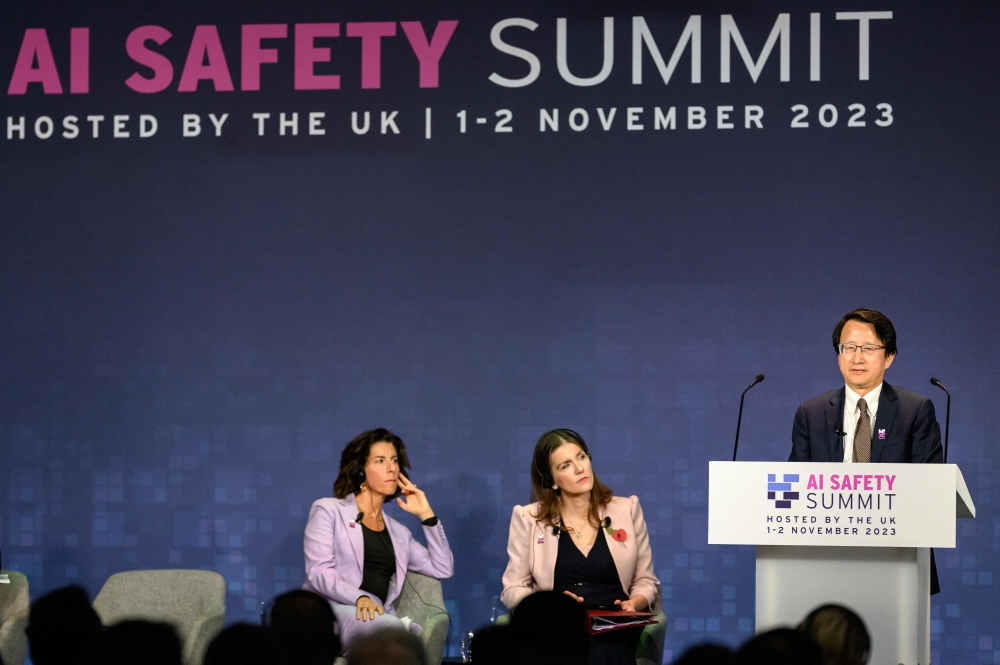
[537,535,545,544]
[349,520,357,528]
[878,429,886,439]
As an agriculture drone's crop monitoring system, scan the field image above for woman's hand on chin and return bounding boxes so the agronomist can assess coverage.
[396,475,435,521]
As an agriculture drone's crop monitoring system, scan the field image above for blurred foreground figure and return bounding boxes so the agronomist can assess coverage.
[673,643,736,665]
[797,604,870,665]
[737,628,822,665]
[346,629,426,665]
[204,623,282,665]
[83,620,182,665]
[269,590,341,665]
[25,585,103,665]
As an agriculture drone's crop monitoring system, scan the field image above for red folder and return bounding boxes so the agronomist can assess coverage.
[585,609,658,635]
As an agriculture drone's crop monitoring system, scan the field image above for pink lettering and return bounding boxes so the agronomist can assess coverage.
[70,28,89,93]
[853,475,862,490]
[8,29,63,95]
[294,23,340,90]
[400,20,458,88]
[886,475,895,491]
[807,475,819,490]
[830,474,841,490]
[241,24,286,91]
[178,25,234,92]
[863,475,872,491]
[840,475,852,491]
[125,26,174,93]
[874,474,883,490]
[346,22,396,89]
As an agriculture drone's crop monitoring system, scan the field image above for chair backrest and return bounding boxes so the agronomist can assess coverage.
[0,571,29,626]
[394,572,448,627]
[92,570,225,648]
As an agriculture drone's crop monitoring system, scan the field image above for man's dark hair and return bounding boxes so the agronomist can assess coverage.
[832,309,897,357]
[268,590,340,664]
[798,604,870,665]
[675,642,737,665]
[347,628,427,665]
[26,585,104,665]
[737,627,823,665]
[204,623,283,665]
[82,620,182,665]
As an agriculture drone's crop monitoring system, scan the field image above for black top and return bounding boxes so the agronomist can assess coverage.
[359,523,396,604]
[553,527,628,609]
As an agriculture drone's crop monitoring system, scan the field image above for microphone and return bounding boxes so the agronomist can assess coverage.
[930,378,951,463]
[834,422,846,452]
[732,374,765,461]
[356,512,364,523]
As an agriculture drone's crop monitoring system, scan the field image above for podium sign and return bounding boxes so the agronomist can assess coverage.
[709,461,975,665]
[708,461,973,548]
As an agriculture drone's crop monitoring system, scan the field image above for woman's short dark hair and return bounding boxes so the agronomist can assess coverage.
[832,308,897,357]
[797,604,870,665]
[332,428,410,499]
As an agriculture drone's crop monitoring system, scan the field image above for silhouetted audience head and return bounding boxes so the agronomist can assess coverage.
[797,604,870,665]
[26,585,103,665]
[737,627,823,665]
[84,620,182,665]
[674,642,737,665]
[205,623,283,665]
[510,591,589,663]
[471,624,556,665]
[268,590,340,664]
[347,628,427,665]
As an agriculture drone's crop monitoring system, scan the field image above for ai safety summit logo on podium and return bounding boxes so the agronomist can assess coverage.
[709,461,961,548]
[767,473,799,508]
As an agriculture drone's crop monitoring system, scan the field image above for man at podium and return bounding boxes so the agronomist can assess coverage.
[787,307,944,592]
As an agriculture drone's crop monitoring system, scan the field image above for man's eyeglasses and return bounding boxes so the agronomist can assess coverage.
[838,343,885,357]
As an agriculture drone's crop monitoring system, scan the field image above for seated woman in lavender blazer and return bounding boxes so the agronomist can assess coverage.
[501,429,660,665]
[302,428,454,651]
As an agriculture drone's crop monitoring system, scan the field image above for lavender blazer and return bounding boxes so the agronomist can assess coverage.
[501,495,660,611]
[302,495,455,613]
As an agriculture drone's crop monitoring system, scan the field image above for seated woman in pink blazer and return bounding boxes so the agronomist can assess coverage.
[502,429,660,665]
[302,428,454,651]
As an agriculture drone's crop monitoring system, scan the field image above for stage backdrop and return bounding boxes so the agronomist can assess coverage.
[2,1,998,662]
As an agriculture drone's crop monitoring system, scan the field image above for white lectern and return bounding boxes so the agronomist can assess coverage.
[708,462,975,665]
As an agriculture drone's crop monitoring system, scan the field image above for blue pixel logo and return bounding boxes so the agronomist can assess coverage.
[767,473,800,508]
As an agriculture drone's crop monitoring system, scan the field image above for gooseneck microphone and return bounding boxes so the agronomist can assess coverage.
[930,378,951,463]
[732,374,765,461]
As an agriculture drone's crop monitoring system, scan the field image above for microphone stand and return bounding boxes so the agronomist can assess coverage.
[733,374,765,461]
[930,378,951,463]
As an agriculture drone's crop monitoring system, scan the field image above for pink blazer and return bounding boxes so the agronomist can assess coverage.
[501,495,660,610]
[302,495,455,613]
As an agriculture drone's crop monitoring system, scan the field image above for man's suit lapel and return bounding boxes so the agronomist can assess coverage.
[871,382,899,462]
[337,496,365,570]
[827,388,846,462]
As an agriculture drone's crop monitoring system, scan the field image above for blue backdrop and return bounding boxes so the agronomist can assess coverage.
[1,1,998,662]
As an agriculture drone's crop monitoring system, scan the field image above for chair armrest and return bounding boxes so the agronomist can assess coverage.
[418,611,450,665]
[0,610,29,665]
[184,612,225,665]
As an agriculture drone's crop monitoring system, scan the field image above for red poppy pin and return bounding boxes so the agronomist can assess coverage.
[603,517,627,547]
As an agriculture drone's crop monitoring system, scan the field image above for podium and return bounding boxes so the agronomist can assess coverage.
[708,462,975,665]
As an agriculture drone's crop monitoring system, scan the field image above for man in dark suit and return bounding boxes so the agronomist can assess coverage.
[788,308,943,593]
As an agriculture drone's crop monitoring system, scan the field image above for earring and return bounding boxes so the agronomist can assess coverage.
[552,485,557,490]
